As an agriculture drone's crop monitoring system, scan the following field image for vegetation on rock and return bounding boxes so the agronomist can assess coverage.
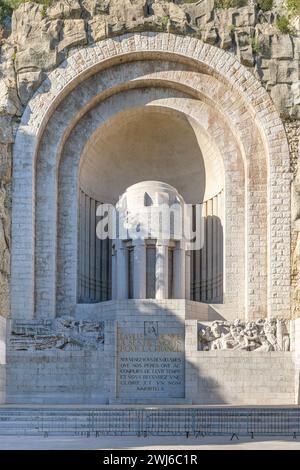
[215,0,248,8]
[257,0,274,11]
[0,0,14,23]
[251,37,262,54]
[286,0,300,15]
[0,0,53,23]
[276,15,292,33]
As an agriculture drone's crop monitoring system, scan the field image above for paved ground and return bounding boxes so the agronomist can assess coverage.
[0,435,300,450]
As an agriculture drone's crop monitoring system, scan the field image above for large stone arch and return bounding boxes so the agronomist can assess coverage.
[57,89,243,319]
[36,68,248,319]
[11,33,291,322]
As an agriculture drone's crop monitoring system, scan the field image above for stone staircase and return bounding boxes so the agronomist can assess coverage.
[0,407,300,437]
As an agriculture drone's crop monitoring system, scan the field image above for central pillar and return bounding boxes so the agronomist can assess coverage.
[133,239,146,299]
[185,251,191,300]
[156,241,169,299]
[174,241,186,299]
[112,239,128,300]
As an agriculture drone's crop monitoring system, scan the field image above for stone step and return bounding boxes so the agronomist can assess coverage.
[0,407,299,437]
[109,398,193,405]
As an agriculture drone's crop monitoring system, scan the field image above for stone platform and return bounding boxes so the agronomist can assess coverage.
[3,302,299,405]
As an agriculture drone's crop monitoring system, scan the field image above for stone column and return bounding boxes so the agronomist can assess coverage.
[185,250,191,300]
[155,241,169,299]
[173,241,186,299]
[112,239,128,300]
[111,243,117,300]
[133,239,146,299]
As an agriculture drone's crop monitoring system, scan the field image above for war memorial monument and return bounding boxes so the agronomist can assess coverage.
[0,0,300,437]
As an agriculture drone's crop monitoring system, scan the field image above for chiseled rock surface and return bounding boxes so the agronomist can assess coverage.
[47,0,83,19]
[0,1,298,120]
[0,184,10,318]
[0,1,299,116]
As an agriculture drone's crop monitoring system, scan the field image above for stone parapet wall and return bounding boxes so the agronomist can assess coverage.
[187,350,295,405]
[7,307,297,405]
[7,318,115,404]
[186,319,296,405]
[6,350,109,404]
[74,298,211,320]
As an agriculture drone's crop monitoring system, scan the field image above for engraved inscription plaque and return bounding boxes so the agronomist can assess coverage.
[117,321,185,400]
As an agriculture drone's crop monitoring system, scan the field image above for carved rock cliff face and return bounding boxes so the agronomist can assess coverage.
[0,0,299,318]
[0,183,10,318]
[0,0,298,114]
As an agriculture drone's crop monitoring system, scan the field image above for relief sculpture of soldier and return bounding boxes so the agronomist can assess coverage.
[198,318,290,352]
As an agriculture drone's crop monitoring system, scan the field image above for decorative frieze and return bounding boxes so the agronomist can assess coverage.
[10,317,104,351]
[198,319,290,352]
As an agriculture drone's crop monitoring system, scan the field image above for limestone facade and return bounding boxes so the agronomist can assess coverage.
[0,1,300,405]
[10,33,291,321]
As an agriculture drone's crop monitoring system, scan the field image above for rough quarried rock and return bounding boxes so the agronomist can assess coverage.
[0,183,10,318]
[47,0,82,20]
[0,1,298,117]
[198,319,290,352]
[0,80,21,117]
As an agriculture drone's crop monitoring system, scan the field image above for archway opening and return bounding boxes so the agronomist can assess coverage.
[78,106,224,304]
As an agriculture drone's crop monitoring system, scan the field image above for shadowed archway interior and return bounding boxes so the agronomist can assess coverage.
[78,106,224,304]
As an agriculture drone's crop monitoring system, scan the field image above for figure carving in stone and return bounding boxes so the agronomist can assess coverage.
[10,317,105,351]
[263,319,277,350]
[198,318,290,352]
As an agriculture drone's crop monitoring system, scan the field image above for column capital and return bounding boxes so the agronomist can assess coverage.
[156,239,170,247]
[132,238,146,247]
[175,240,186,251]
[114,238,126,250]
